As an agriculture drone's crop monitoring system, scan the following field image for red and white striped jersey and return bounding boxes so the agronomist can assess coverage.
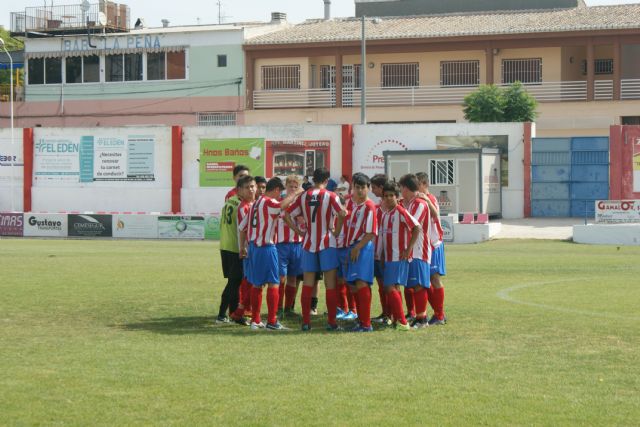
[335,196,353,249]
[237,200,252,248]
[345,199,377,246]
[286,188,343,252]
[377,204,420,262]
[426,193,444,248]
[402,196,432,263]
[276,213,303,244]
[242,195,281,247]
[373,202,384,259]
[225,187,237,202]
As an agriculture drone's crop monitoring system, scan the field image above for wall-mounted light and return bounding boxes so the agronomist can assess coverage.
[368,62,375,69]
[492,48,500,55]
[569,56,574,63]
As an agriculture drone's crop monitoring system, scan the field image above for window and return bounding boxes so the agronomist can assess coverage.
[197,112,237,126]
[105,54,124,82]
[28,58,45,85]
[65,55,100,84]
[147,51,186,81]
[622,116,640,125]
[440,60,479,87]
[105,53,143,82]
[320,65,335,89]
[381,63,419,87]
[28,58,63,85]
[167,51,186,80]
[217,54,227,67]
[124,53,143,81]
[317,65,362,89]
[261,65,300,90]
[502,58,542,84]
[430,159,455,186]
[581,59,613,75]
[147,52,166,80]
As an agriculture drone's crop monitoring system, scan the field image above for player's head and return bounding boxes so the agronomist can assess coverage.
[416,172,429,193]
[371,174,388,197]
[233,165,250,182]
[255,176,267,196]
[398,173,419,200]
[382,182,400,209]
[351,172,370,203]
[312,167,330,187]
[285,174,301,195]
[236,175,256,201]
[265,177,285,199]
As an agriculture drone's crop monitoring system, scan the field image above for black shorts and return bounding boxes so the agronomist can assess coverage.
[220,250,242,279]
[296,272,323,281]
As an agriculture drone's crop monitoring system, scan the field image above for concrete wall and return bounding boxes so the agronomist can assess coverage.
[0,129,24,212]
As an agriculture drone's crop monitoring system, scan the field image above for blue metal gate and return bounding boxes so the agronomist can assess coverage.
[531,137,609,217]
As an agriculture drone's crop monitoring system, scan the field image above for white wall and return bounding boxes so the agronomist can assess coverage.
[352,123,529,219]
[0,130,24,212]
[31,127,172,212]
[181,124,344,213]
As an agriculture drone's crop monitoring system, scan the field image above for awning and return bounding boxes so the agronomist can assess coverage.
[25,45,187,59]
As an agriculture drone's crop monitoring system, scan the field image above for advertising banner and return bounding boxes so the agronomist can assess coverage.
[595,200,640,224]
[0,213,23,236]
[199,139,265,187]
[440,215,454,243]
[112,214,159,239]
[35,137,81,183]
[68,214,113,237]
[0,139,24,184]
[204,214,221,240]
[634,137,640,193]
[265,140,331,178]
[158,216,205,239]
[23,214,68,237]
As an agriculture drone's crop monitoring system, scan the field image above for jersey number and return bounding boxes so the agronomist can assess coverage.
[251,208,259,228]
[309,197,320,223]
[223,205,234,224]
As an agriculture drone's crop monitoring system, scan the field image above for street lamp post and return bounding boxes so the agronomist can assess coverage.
[0,38,15,212]
[360,15,366,125]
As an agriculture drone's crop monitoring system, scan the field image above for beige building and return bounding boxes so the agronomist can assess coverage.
[243,1,640,136]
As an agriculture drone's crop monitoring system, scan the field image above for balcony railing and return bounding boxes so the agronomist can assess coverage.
[621,79,640,100]
[253,88,337,109]
[595,80,613,101]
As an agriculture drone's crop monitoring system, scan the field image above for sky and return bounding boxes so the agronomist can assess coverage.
[2,0,639,28]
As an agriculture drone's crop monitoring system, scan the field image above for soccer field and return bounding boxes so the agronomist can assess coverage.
[1,239,638,426]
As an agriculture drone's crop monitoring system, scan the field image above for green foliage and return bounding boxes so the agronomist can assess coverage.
[0,28,24,86]
[1,239,639,425]
[463,82,538,122]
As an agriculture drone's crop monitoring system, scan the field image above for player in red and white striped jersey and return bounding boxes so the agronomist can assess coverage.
[224,165,250,202]
[335,195,358,320]
[284,167,347,331]
[370,174,391,324]
[378,182,422,330]
[399,173,433,329]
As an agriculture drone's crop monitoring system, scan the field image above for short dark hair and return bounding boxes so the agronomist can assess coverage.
[313,167,330,184]
[236,175,255,189]
[382,182,400,197]
[233,164,249,177]
[351,172,370,187]
[371,174,388,188]
[416,172,429,187]
[398,174,419,192]
[266,177,284,193]
[255,176,267,185]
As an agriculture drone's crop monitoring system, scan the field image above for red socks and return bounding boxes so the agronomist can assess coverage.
[404,287,415,317]
[426,286,434,311]
[266,286,279,325]
[278,280,286,310]
[337,281,349,312]
[284,285,297,309]
[357,286,372,328]
[388,289,407,325]
[377,282,388,316]
[250,286,263,324]
[348,288,358,314]
[414,287,429,320]
[301,285,313,325]
[431,286,445,320]
[240,278,252,312]
[326,288,338,327]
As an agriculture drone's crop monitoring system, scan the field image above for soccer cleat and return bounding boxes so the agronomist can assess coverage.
[405,313,416,323]
[380,316,392,327]
[428,316,446,326]
[372,313,387,323]
[411,318,429,329]
[231,315,250,326]
[215,315,230,324]
[352,325,374,332]
[326,323,343,331]
[266,321,287,330]
[343,311,358,321]
[336,307,347,320]
[310,308,319,316]
[250,321,266,330]
[301,323,312,332]
[396,322,411,331]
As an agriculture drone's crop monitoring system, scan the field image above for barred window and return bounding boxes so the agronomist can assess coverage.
[318,65,362,89]
[581,59,613,75]
[440,60,479,87]
[261,65,300,90]
[320,65,335,89]
[381,63,419,87]
[501,58,542,84]
[430,159,455,186]
[197,112,237,126]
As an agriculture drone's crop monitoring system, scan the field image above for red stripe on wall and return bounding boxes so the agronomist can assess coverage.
[342,124,353,178]
[523,122,532,218]
[609,125,623,200]
[23,128,34,212]
[171,126,183,214]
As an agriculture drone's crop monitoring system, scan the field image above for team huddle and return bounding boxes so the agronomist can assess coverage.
[217,165,447,332]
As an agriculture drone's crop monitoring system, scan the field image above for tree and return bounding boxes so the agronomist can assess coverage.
[0,28,24,86]
[463,82,538,123]
[462,84,505,122]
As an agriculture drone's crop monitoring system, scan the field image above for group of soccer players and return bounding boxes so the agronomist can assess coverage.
[217,164,447,332]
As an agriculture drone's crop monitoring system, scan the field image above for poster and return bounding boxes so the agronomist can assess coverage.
[0,213,23,236]
[265,140,331,178]
[437,135,509,186]
[23,214,67,237]
[634,138,640,193]
[112,214,158,239]
[204,214,221,240]
[595,200,640,224]
[68,214,113,237]
[199,139,264,187]
[440,215,454,243]
[93,135,155,182]
[0,139,24,184]
[34,137,80,182]
[158,216,205,239]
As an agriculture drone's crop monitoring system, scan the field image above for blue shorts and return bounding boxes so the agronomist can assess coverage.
[248,242,279,286]
[407,259,431,288]
[430,244,446,276]
[374,259,384,279]
[301,247,339,273]
[277,242,302,278]
[337,247,349,280]
[346,241,374,285]
[383,260,409,287]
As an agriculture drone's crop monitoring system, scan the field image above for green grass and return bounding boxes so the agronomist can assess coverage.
[1,238,639,426]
